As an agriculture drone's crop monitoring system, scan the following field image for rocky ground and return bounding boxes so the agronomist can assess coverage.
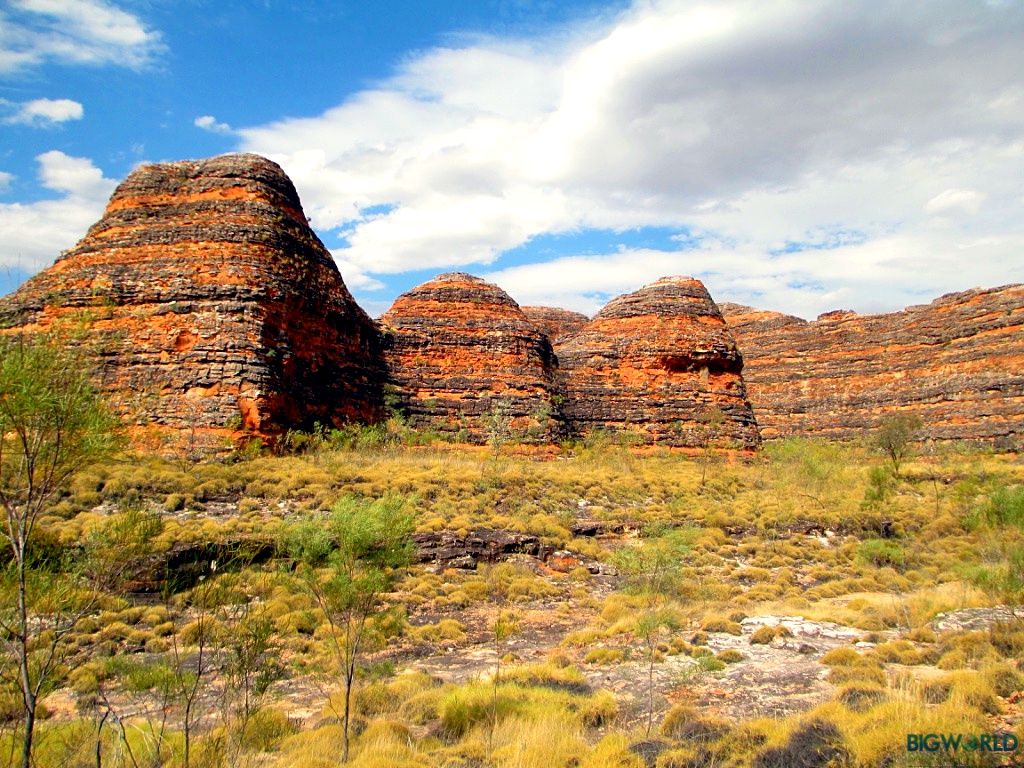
[36,492,1024,757]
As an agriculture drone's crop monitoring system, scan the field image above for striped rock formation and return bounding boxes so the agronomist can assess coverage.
[0,153,384,434]
[555,277,760,448]
[721,285,1024,446]
[522,306,590,344]
[380,273,564,443]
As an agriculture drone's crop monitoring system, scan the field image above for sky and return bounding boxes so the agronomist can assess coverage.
[1,0,1023,320]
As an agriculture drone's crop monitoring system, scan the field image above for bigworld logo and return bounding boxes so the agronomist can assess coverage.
[907,733,1019,754]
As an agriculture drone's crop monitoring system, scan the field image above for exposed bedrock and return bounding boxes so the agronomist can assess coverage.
[380,272,565,443]
[721,284,1024,446]
[0,153,384,433]
[555,276,761,448]
[522,306,590,344]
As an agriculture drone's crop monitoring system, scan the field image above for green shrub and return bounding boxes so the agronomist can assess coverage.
[697,656,726,672]
[857,539,905,567]
[985,485,1024,528]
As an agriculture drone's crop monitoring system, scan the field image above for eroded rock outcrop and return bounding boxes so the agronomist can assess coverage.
[412,529,542,569]
[721,285,1024,445]
[522,306,590,344]
[555,277,760,448]
[0,153,384,433]
[380,273,564,442]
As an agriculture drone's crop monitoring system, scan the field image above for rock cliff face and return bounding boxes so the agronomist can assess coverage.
[0,153,384,433]
[522,307,590,344]
[555,277,760,448]
[380,273,563,443]
[21,151,1018,452]
[721,285,1024,446]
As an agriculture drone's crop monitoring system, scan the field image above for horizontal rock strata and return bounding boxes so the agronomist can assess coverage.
[522,306,590,344]
[721,284,1024,445]
[555,277,760,448]
[412,529,542,569]
[0,153,383,433]
[381,273,564,443]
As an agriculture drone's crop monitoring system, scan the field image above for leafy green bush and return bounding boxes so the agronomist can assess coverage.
[857,539,905,567]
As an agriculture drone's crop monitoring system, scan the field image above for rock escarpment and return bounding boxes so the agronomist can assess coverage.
[522,306,590,344]
[0,153,383,433]
[0,153,766,450]
[721,285,1024,446]
[555,277,760,448]
[380,273,564,443]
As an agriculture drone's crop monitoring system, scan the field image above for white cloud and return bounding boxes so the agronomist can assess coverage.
[0,171,13,193]
[4,97,83,126]
[0,151,116,273]
[194,115,233,135]
[483,226,1024,321]
[36,149,110,196]
[925,188,985,217]
[0,0,163,74]
[239,1,1024,315]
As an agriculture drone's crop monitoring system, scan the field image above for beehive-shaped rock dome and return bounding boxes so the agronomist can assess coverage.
[555,276,759,448]
[0,153,384,433]
[380,272,563,442]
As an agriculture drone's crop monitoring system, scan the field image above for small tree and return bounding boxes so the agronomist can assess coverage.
[636,608,680,736]
[610,525,694,598]
[284,494,415,762]
[485,399,514,457]
[172,577,224,768]
[219,604,282,764]
[696,407,726,486]
[860,464,894,535]
[0,331,120,768]
[610,528,690,734]
[874,413,923,477]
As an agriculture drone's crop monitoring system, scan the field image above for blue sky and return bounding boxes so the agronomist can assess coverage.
[2,0,1024,319]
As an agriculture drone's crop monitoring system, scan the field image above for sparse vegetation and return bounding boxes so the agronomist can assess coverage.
[1,432,1022,767]
[874,413,924,477]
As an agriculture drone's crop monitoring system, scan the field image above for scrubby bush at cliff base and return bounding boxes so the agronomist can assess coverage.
[874,413,924,477]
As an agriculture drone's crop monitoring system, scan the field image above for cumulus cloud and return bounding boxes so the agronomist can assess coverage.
[233,0,1024,316]
[0,171,13,193]
[194,115,233,135]
[0,0,163,74]
[0,151,116,272]
[3,97,84,126]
